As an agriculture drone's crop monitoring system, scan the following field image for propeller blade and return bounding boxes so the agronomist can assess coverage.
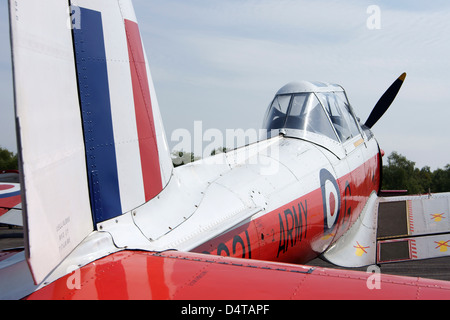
[365,72,406,129]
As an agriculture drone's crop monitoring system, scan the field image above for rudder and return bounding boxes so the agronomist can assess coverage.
[9,0,172,283]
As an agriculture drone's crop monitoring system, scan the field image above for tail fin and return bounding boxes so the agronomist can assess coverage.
[9,0,172,283]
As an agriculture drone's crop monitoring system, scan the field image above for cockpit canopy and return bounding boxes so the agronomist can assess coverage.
[262,81,362,144]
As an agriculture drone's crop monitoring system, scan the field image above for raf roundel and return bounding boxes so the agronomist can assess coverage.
[0,184,20,199]
[320,169,341,233]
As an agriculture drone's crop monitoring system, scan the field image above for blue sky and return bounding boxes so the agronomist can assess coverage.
[1,0,449,170]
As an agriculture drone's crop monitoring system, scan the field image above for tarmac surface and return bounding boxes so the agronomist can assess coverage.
[307,256,450,282]
[1,225,449,283]
[0,226,24,250]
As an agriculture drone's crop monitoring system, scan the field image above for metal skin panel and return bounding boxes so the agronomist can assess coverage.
[193,140,382,266]
[10,0,94,284]
[377,233,450,263]
[141,34,173,193]
[70,0,173,221]
[124,18,164,202]
[131,136,285,245]
[375,193,450,264]
[73,0,146,214]
[25,250,450,300]
[407,194,450,236]
[283,129,346,159]
[73,6,123,224]
[71,0,172,220]
[276,81,344,95]
[9,0,174,285]
[322,191,379,267]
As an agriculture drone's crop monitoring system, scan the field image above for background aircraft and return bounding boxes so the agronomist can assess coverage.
[1,0,449,300]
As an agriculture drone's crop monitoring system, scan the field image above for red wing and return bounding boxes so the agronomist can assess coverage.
[26,250,450,300]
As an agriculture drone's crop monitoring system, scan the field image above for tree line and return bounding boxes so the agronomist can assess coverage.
[381,151,449,195]
[0,147,18,170]
[1,146,448,194]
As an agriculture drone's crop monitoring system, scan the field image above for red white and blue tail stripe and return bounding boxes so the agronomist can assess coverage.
[72,1,172,223]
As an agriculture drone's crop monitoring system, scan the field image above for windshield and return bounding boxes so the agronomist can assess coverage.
[263,95,291,131]
[317,92,361,142]
[263,93,339,142]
